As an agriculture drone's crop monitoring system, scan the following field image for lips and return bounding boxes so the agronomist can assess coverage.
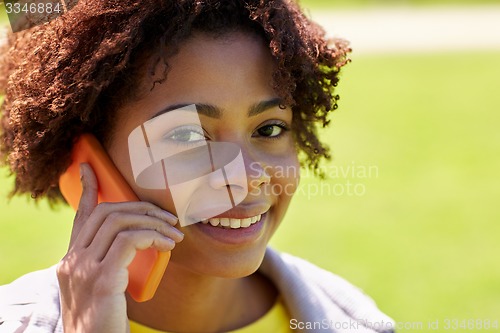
[201,214,262,228]
[194,209,270,245]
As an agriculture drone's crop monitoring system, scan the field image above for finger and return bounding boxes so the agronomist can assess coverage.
[73,201,179,250]
[70,163,99,245]
[89,212,184,261]
[100,230,176,274]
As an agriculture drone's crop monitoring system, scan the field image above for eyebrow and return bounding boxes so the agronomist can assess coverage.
[151,98,283,120]
[247,98,284,117]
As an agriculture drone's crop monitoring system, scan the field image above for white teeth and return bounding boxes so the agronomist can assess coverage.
[241,218,251,227]
[230,219,240,228]
[220,218,230,227]
[202,213,264,229]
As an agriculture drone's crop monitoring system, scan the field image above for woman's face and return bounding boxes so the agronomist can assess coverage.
[107,31,299,278]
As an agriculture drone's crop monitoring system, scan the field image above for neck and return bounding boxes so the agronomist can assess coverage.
[127,261,277,332]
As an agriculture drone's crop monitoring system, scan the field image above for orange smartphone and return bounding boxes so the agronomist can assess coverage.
[59,134,170,302]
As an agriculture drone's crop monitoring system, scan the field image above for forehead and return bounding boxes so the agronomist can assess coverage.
[137,31,274,96]
[121,31,277,123]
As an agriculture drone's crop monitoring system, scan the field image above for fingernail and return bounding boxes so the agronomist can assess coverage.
[163,210,178,223]
[174,228,184,239]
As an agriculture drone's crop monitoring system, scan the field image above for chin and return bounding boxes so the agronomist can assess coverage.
[169,207,280,278]
[171,241,269,279]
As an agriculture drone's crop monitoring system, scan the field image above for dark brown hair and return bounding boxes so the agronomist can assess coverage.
[0,0,350,203]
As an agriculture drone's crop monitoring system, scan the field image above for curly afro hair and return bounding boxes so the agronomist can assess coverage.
[0,0,350,203]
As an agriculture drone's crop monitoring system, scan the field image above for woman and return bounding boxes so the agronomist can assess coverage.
[0,1,394,332]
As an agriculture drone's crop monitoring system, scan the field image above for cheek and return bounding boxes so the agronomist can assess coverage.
[108,142,179,213]
[266,154,301,203]
[133,188,177,213]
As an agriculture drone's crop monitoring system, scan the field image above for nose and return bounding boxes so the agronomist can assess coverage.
[245,159,271,190]
[207,142,270,193]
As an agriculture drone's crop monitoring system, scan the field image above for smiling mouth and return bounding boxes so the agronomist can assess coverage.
[200,213,264,229]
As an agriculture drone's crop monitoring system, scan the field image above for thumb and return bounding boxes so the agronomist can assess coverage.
[70,163,98,244]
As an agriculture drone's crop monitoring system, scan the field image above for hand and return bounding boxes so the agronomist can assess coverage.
[57,163,183,333]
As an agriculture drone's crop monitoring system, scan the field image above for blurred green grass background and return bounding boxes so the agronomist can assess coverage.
[1,0,500,331]
[273,51,500,328]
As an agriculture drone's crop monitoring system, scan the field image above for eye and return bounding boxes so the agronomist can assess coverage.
[164,125,206,145]
[254,121,289,139]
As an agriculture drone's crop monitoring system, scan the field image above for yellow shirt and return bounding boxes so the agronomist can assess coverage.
[129,297,292,333]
